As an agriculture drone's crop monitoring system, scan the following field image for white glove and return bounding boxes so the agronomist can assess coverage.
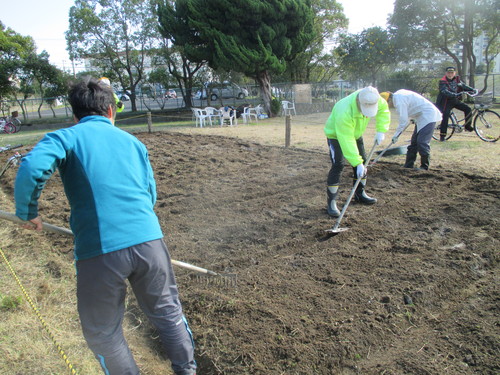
[392,134,399,144]
[375,132,385,145]
[356,164,366,178]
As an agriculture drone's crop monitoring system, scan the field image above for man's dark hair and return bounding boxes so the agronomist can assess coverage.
[68,77,116,120]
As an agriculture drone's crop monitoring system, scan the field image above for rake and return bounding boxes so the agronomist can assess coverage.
[0,210,236,286]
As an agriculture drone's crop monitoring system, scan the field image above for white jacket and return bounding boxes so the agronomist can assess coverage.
[392,89,442,135]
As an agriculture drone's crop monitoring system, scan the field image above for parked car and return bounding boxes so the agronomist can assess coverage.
[208,83,248,101]
[116,91,130,101]
[193,89,207,100]
[164,89,177,99]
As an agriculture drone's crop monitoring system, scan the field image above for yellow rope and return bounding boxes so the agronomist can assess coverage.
[0,247,79,375]
[114,113,146,122]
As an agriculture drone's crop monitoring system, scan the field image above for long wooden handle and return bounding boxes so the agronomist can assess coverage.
[0,210,218,275]
[371,141,395,165]
[0,210,73,236]
[371,122,412,165]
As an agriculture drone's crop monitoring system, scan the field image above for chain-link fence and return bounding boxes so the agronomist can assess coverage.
[2,74,498,122]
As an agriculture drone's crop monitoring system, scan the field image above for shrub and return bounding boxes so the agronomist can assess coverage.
[271,97,281,116]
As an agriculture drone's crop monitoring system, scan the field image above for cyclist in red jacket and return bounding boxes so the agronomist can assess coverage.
[435,66,475,141]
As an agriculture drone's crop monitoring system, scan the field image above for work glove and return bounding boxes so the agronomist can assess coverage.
[356,164,367,178]
[392,134,399,144]
[375,132,385,145]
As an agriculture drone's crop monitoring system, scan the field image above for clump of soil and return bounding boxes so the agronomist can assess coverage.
[1,131,498,374]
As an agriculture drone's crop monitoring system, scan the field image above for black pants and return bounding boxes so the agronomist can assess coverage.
[327,137,366,186]
[439,100,472,134]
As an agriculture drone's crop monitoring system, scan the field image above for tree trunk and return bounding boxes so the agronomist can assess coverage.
[462,0,475,86]
[130,83,138,112]
[256,70,272,116]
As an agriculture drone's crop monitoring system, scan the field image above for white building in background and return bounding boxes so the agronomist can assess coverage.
[473,33,500,73]
[408,33,500,73]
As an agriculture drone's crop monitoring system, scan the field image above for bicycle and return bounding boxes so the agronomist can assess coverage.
[432,91,499,143]
[0,115,22,134]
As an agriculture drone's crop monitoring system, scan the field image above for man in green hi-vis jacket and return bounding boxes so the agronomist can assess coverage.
[324,86,390,217]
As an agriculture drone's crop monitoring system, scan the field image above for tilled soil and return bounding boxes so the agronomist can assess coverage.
[1,131,498,374]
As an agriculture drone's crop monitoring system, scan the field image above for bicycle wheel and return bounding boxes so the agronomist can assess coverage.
[11,118,21,133]
[432,119,455,141]
[474,109,500,142]
[3,123,16,134]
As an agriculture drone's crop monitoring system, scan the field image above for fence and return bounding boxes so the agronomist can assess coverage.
[2,74,498,122]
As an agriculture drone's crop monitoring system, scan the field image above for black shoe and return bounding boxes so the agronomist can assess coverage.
[440,135,446,142]
[465,125,474,132]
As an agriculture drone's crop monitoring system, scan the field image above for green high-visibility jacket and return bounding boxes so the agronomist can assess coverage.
[324,89,390,167]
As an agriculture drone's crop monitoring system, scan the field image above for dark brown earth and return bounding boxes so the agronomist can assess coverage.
[1,131,498,375]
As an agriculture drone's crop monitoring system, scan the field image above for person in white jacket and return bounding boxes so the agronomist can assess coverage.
[380,90,442,170]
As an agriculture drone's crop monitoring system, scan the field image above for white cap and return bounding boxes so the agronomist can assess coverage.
[358,86,380,117]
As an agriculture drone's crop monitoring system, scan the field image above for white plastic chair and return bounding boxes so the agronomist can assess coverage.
[204,107,222,126]
[219,106,237,126]
[241,106,258,124]
[281,100,296,116]
[241,104,265,124]
[253,104,265,118]
[191,108,210,128]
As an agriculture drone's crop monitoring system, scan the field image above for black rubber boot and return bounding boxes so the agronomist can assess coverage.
[327,186,340,217]
[417,155,430,170]
[404,152,417,168]
[353,179,377,205]
[440,133,447,142]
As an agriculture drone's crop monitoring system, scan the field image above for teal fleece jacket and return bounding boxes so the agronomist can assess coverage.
[14,116,163,260]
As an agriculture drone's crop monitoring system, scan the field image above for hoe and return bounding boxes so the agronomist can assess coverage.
[326,139,378,236]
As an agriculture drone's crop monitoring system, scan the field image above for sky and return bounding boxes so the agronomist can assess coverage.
[1,0,395,71]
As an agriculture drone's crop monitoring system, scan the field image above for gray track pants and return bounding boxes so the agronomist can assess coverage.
[76,239,196,375]
[407,121,435,158]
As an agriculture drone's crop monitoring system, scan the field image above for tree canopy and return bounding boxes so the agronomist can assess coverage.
[67,0,162,110]
[283,0,347,83]
[0,22,36,99]
[156,0,315,115]
[389,0,499,88]
[335,27,396,84]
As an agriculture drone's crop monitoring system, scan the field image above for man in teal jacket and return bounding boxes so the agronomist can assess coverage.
[14,77,196,375]
[324,86,390,217]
